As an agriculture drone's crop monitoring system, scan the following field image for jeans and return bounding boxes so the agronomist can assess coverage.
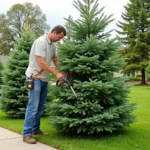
[22,77,48,136]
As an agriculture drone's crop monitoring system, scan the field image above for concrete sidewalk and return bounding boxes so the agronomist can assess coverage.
[0,127,57,150]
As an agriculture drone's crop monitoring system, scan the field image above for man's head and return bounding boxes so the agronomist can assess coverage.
[48,25,66,42]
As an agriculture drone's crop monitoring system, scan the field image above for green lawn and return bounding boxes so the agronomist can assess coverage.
[0,86,150,150]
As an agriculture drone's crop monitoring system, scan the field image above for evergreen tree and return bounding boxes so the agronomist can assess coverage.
[146,53,150,80]
[117,0,150,84]
[46,0,136,135]
[0,29,35,118]
[0,61,3,84]
[0,61,4,95]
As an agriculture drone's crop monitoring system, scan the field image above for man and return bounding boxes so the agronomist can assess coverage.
[22,25,66,144]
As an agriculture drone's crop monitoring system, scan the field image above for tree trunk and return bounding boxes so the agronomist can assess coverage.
[141,68,146,84]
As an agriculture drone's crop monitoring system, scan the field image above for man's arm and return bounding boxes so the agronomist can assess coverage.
[53,56,59,67]
[37,56,63,80]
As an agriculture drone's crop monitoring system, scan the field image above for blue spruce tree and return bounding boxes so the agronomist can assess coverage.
[0,29,35,118]
[46,0,136,135]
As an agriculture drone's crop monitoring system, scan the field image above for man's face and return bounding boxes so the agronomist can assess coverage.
[51,31,65,42]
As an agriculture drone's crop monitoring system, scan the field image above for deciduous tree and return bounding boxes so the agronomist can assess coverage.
[0,2,50,55]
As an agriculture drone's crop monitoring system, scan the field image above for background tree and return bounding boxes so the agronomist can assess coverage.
[0,29,35,118]
[146,52,150,80]
[64,15,73,41]
[46,0,136,135]
[117,0,150,84]
[0,2,50,55]
[0,61,4,96]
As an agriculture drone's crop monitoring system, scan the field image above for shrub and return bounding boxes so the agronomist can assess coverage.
[127,77,141,82]
[136,73,141,77]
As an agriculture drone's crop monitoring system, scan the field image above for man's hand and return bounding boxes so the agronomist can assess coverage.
[56,72,64,80]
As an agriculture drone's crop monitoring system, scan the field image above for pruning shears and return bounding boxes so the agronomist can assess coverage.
[56,73,77,98]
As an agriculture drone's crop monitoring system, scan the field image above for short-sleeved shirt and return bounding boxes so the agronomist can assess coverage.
[25,34,57,82]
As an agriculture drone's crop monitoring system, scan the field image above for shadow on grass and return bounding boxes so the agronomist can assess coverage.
[45,127,137,141]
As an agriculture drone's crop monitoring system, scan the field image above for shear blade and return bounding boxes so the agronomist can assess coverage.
[70,86,77,98]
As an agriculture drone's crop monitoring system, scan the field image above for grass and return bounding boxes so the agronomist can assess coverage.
[0,86,150,150]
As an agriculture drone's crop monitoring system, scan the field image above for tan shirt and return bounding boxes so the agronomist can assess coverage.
[25,34,57,82]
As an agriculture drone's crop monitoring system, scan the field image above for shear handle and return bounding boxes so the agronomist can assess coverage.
[56,80,66,87]
[56,73,72,87]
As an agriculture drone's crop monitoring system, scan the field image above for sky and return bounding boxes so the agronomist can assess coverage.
[0,0,129,37]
